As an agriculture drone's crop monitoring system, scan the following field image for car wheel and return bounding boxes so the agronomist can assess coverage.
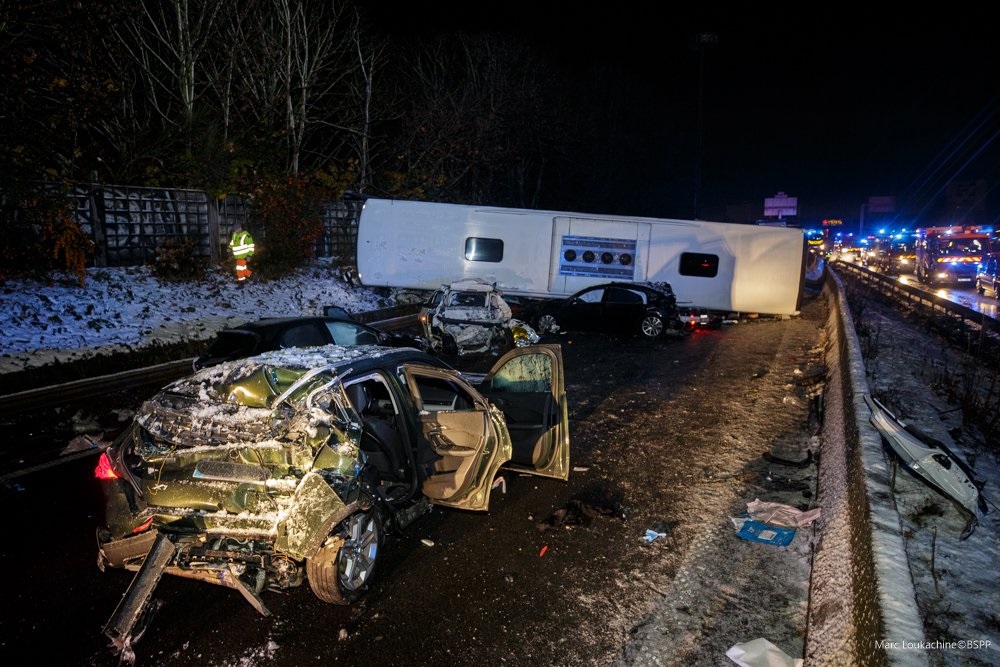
[639,313,664,339]
[307,507,383,605]
[537,314,559,334]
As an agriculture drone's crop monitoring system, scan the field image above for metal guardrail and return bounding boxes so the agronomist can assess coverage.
[831,260,1000,364]
[0,360,196,416]
[0,307,422,416]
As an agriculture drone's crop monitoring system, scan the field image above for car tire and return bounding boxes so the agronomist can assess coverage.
[977,280,985,295]
[307,507,383,605]
[639,313,664,339]
[536,314,559,334]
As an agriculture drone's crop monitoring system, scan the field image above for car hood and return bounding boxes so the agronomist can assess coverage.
[134,347,366,453]
[135,392,278,450]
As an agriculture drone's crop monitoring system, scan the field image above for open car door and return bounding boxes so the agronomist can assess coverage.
[402,365,513,512]
[477,344,570,481]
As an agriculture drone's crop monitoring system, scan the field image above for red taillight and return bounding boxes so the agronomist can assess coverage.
[94,451,119,480]
[132,517,154,534]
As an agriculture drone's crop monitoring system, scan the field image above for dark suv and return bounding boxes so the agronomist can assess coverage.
[526,281,684,339]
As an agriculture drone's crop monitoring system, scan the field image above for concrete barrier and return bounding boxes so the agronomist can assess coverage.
[805,272,928,666]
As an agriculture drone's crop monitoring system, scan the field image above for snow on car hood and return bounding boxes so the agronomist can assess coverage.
[135,343,396,450]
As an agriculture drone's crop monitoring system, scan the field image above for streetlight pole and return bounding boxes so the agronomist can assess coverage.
[692,32,717,220]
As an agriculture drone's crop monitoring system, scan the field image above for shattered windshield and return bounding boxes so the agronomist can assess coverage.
[447,291,489,308]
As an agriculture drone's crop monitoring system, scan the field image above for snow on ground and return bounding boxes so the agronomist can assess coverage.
[0,261,390,374]
[0,264,998,665]
[850,291,1000,666]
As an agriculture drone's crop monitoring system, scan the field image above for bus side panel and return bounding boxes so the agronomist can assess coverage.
[356,199,553,295]
[645,221,734,311]
[548,218,651,295]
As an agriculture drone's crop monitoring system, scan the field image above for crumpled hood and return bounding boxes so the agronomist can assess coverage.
[135,393,277,449]
[134,361,297,449]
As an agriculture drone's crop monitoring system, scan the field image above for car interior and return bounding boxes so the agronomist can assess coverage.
[345,375,408,483]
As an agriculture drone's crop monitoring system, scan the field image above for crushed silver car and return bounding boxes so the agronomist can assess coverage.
[418,279,526,355]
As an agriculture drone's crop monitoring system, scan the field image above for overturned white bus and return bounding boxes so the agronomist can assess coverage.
[355,198,806,316]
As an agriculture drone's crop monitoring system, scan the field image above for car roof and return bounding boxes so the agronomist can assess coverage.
[578,281,665,292]
[442,278,500,292]
[208,343,444,375]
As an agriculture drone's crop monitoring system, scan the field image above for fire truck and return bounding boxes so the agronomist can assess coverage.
[914,225,992,285]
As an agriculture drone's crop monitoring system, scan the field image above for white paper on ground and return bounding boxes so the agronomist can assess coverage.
[726,637,803,667]
[746,498,821,528]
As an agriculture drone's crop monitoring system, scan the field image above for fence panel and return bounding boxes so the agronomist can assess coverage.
[56,183,362,269]
[318,198,362,261]
[70,185,211,267]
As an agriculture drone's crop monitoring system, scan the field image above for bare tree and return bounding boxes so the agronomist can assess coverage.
[271,0,355,175]
[112,0,224,148]
[392,32,571,206]
[344,21,392,192]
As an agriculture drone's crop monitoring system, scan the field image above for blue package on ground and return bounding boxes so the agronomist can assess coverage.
[733,518,796,546]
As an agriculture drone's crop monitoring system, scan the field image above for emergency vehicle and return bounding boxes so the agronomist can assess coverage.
[914,226,992,285]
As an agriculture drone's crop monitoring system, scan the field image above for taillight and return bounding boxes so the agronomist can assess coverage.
[94,451,119,480]
[132,517,154,534]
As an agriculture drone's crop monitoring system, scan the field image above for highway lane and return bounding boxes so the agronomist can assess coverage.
[1,296,828,666]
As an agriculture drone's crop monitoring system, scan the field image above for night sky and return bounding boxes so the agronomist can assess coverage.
[371,4,998,228]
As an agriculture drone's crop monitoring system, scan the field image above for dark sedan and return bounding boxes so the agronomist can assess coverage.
[193,315,429,369]
[526,281,685,339]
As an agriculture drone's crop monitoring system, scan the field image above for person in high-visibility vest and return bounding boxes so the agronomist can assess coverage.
[229,225,255,285]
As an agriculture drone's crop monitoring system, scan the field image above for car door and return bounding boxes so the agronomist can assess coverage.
[990,255,1000,297]
[401,363,513,511]
[601,286,646,334]
[560,286,604,332]
[477,344,570,481]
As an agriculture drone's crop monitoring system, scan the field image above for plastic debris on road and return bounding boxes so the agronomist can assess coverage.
[730,516,796,547]
[746,499,821,528]
[491,476,506,494]
[643,529,668,542]
[726,637,802,666]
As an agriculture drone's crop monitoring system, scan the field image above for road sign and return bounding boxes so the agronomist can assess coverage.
[764,192,798,218]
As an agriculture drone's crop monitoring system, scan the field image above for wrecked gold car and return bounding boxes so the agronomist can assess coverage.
[94,343,569,656]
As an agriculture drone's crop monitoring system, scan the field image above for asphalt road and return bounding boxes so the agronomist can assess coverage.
[0,290,829,667]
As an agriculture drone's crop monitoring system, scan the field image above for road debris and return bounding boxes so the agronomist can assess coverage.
[746,499,821,528]
[726,637,802,666]
[730,517,796,547]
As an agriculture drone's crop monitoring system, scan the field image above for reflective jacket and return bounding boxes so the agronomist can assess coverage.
[229,230,255,259]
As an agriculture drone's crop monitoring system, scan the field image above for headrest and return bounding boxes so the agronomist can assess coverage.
[346,383,370,413]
